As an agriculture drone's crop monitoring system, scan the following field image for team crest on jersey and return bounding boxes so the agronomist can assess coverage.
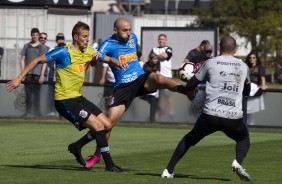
[79,109,88,118]
[129,39,135,48]
[70,46,75,50]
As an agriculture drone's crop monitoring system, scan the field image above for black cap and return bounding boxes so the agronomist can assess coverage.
[56,33,65,41]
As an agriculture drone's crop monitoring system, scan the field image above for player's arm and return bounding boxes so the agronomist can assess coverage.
[6,54,48,92]
[157,47,173,60]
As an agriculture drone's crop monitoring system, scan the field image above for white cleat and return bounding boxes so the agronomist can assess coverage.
[231,160,251,181]
[161,169,174,178]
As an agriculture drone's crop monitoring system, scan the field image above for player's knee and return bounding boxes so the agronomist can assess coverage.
[154,73,164,84]
[103,118,113,131]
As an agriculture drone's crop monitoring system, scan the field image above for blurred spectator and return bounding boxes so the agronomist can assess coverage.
[39,32,50,80]
[46,33,66,117]
[20,28,48,117]
[245,52,266,125]
[184,40,213,64]
[98,62,115,113]
[141,52,161,120]
[0,46,3,77]
[184,40,213,117]
[93,38,103,49]
[151,34,175,117]
[39,32,50,51]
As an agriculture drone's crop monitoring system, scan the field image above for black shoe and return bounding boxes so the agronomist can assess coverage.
[105,165,125,172]
[68,143,86,166]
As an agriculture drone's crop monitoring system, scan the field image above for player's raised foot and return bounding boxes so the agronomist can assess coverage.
[84,155,101,169]
[105,165,125,172]
[231,160,251,181]
[161,169,174,178]
[68,143,86,166]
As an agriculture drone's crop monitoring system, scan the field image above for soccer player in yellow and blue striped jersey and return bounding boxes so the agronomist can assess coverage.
[6,21,128,172]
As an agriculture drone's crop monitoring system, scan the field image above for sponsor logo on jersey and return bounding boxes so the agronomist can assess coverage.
[72,63,88,73]
[217,97,236,107]
[129,39,135,48]
[79,109,88,118]
[220,81,239,94]
[121,71,138,83]
[220,71,240,77]
[119,52,137,63]
[217,61,241,66]
[211,108,238,116]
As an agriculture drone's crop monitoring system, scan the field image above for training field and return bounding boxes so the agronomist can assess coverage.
[1,120,282,184]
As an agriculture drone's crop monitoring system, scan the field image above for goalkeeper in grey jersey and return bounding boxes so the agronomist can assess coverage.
[162,35,252,181]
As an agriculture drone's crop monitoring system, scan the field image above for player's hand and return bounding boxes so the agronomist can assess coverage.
[6,79,21,92]
[92,53,101,60]
[117,63,128,70]
[91,53,101,66]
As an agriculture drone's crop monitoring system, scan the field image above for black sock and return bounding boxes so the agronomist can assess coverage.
[95,130,115,169]
[177,85,187,94]
[236,136,250,164]
[94,147,101,156]
[74,130,96,148]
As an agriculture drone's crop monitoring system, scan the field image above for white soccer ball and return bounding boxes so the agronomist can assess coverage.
[178,62,195,81]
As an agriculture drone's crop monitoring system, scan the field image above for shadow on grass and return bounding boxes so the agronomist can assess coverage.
[1,164,98,172]
[136,172,231,181]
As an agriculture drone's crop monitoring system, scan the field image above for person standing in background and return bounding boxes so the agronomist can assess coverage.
[20,28,48,117]
[46,33,66,117]
[151,34,175,117]
[184,40,213,116]
[245,52,266,125]
[39,32,50,81]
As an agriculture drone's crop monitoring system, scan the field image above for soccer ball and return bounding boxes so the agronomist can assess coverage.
[178,62,195,81]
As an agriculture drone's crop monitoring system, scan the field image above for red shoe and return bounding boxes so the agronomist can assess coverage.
[84,155,101,169]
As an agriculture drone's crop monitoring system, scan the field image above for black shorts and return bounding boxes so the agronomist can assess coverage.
[108,72,156,110]
[55,96,102,131]
[187,113,249,146]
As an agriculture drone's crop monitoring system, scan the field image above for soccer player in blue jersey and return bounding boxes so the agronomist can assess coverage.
[6,21,127,172]
[84,17,191,169]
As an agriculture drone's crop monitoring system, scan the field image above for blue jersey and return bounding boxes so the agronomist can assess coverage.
[98,33,144,87]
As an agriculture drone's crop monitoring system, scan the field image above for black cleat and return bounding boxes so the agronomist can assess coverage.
[68,143,86,166]
[105,165,126,172]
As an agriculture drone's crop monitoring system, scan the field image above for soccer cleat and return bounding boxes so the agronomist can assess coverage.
[231,160,251,181]
[161,169,174,178]
[68,143,86,166]
[84,155,101,169]
[105,165,125,172]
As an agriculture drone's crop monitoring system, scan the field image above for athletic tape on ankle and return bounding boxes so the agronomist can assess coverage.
[100,147,110,152]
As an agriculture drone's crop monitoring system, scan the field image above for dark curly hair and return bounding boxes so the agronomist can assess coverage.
[245,51,261,68]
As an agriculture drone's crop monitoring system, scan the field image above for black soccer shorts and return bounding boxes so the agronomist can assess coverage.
[55,96,102,131]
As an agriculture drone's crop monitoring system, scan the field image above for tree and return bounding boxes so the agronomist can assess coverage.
[191,0,282,68]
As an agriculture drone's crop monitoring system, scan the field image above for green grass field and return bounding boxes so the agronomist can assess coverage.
[1,120,282,184]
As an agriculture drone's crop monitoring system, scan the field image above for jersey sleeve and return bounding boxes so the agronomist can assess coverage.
[195,59,210,81]
[98,41,110,61]
[45,47,70,69]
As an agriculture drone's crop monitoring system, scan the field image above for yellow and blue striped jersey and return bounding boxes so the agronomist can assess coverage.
[45,44,96,100]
